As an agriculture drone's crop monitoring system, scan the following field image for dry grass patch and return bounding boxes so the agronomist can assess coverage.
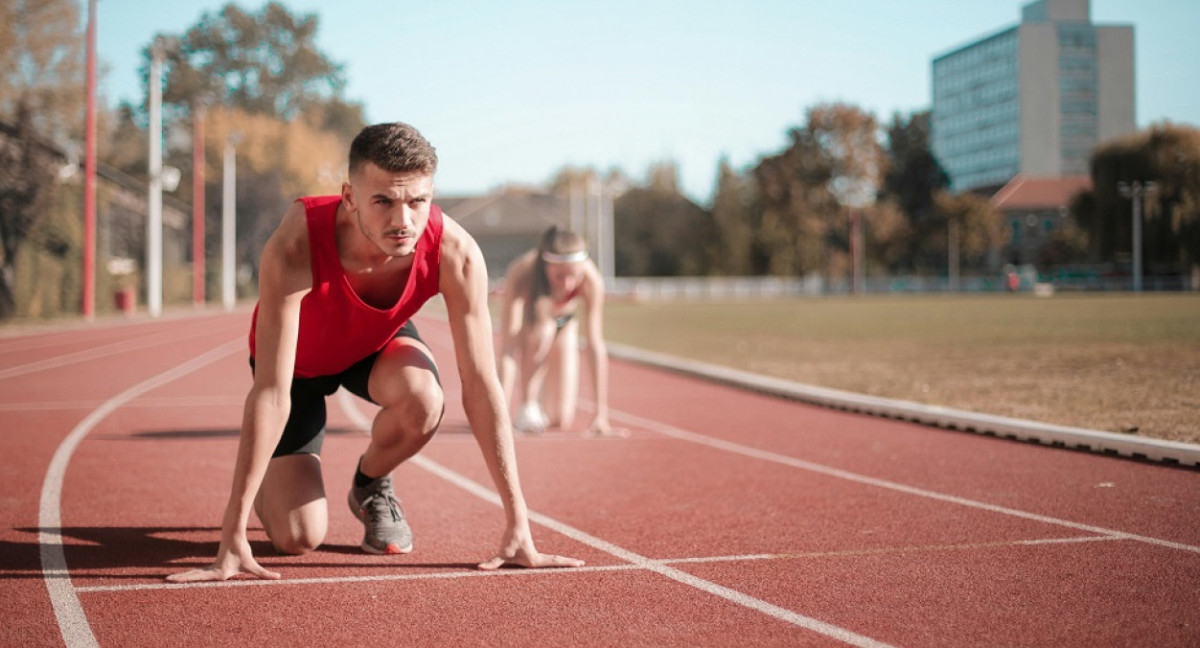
[603,294,1200,445]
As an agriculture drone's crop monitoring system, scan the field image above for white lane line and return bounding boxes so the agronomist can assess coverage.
[413,315,1200,556]
[337,390,896,648]
[659,535,1124,565]
[40,338,245,648]
[75,564,641,593]
[607,408,1200,555]
[0,396,245,412]
[1,325,234,381]
[74,536,1123,595]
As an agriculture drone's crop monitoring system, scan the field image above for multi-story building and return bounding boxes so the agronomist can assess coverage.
[931,0,1135,193]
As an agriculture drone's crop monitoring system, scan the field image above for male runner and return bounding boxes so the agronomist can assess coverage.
[169,122,582,582]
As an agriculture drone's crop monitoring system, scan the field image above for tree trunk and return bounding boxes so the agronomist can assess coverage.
[0,263,17,319]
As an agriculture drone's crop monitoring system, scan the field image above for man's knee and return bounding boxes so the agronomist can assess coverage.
[377,374,444,438]
[271,527,325,556]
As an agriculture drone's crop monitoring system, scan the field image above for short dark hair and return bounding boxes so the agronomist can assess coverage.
[348,122,438,177]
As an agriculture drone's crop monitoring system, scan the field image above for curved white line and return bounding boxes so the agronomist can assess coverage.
[40,338,245,648]
[336,389,896,648]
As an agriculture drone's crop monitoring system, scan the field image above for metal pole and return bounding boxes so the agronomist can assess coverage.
[82,0,97,320]
[569,178,583,234]
[192,101,206,306]
[601,186,615,285]
[147,40,164,317]
[586,176,600,262]
[1118,180,1155,293]
[222,137,237,311]
[850,209,864,294]
[1132,188,1143,293]
[949,219,960,292]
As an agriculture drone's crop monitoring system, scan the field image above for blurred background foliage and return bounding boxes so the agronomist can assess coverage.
[1,1,1198,320]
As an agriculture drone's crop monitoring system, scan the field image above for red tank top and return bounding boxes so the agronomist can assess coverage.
[249,195,443,378]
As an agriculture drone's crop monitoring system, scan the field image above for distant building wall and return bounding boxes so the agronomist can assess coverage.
[932,0,1135,193]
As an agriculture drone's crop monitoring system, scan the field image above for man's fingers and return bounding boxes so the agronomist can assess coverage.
[535,554,585,568]
[477,553,585,571]
[477,555,508,571]
[165,561,280,583]
[248,564,282,580]
[165,568,225,583]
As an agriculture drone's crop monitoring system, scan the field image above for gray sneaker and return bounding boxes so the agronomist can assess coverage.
[347,475,413,555]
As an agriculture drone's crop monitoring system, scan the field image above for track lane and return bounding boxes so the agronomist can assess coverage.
[2,311,1197,647]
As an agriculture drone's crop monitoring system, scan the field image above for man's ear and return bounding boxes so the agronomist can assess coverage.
[341,182,355,212]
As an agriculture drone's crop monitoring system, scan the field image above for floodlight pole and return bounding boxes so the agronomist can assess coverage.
[600,185,615,285]
[147,38,164,317]
[192,99,206,306]
[82,0,97,320]
[222,134,239,311]
[1117,180,1155,293]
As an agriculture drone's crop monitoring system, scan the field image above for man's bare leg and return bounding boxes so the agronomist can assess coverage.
[254,453,327,555]
[349,336,443,555]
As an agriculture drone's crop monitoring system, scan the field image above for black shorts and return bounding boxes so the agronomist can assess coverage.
[249,320,439,457]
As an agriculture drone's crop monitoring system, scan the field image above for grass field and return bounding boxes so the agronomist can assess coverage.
[601,293,1200,445]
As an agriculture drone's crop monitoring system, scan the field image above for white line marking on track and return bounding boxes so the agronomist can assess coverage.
[659,535,1123,564]
[0,395,245,412]
[40,338,246,648]
[336,389,897,648]
[1,326,232,381]
[72,536,1123,594]
[607,408,1200,555]
[75,564,641,593]
[411,315,1200,557]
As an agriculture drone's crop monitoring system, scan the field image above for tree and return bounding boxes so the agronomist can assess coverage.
[112,3,368,301]
[0,0,82,318]
[752,103,884,279]
[149,2,362,135]
[1074,122,1200,279]
[709,157,757,275]
[0,102,65,317]
[200,107,349,285]
[0,0,83,142]
[880,110,950,272]
[932,190,1004,275]
[613,161,713,276]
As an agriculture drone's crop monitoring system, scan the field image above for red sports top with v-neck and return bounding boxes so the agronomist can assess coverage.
[248,194,444,378]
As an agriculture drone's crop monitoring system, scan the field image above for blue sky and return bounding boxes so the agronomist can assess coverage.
[93,0,1200,202]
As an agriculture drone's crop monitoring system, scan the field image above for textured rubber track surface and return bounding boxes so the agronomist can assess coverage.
[2,310,1198,647]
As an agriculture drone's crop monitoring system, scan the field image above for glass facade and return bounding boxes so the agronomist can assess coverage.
[1057,23,1099,175]
[931,0,1129,192]
[931,29,1021,191]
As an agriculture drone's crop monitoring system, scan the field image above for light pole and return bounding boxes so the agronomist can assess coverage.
[147,38,164,317]
[82,0,97,320]
[222,133,240,311]
[1117,180,1156,292]
[192,97,208,307]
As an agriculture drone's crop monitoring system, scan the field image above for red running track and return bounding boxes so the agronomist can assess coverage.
[1,310,1198,647]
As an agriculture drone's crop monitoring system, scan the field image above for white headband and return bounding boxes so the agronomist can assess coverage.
[541,250,589,264]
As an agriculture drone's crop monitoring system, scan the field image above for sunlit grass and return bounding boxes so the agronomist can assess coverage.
[601,293,1200,444]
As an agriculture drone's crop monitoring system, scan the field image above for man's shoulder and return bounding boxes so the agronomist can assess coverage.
[437,214,480,260]
[264,200,314,269]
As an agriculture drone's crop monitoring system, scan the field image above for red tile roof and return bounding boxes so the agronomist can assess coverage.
[989,175,1093,210]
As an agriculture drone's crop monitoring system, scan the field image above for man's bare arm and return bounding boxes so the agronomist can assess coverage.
[439,217,582,570]
[168,201,312,582]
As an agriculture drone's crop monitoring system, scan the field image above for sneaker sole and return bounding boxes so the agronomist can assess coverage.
[347,490,414,555]
[360,539,414,555]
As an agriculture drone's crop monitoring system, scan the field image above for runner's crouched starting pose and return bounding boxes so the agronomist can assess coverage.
[168,122,582,582]
[497,226,624,437]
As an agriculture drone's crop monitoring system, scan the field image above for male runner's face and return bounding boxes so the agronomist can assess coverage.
[344,161,434,259]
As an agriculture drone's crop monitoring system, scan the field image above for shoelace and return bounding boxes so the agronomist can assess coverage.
[361,492,402,524]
